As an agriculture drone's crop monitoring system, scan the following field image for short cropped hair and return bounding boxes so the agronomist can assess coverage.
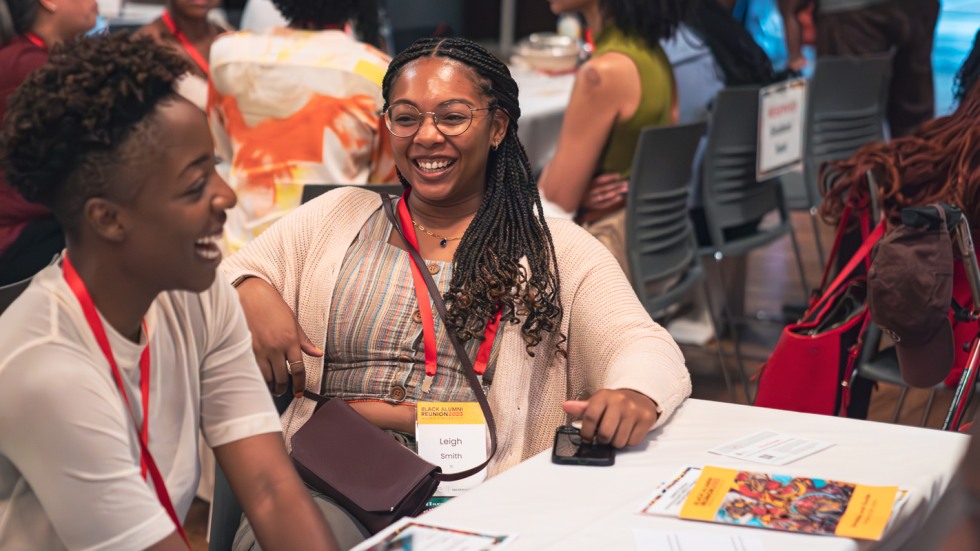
[0,33,189,231]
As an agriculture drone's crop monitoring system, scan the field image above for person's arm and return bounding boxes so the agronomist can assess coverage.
[235,276,320,395]
[218,190,354,395]
[778,0,807,71]
[580,172,629,212]
[538,52,638,213]
[578,58,678,215]
[555,222,692,445]
[214,433,338,550]
[0,347,187,550]
[199,276,336,548]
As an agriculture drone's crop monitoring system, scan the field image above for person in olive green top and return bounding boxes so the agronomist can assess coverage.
[540,0,683,275]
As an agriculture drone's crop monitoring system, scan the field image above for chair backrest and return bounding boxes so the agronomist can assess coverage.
[209,383,295,551]
[626,121,708,310]
[701,85,782,249]
[0,276,32,315]
[803,51,893,208]
[301,183,405,204]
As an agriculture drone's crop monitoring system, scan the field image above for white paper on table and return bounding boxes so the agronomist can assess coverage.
[708,430,834,465]
[639,467,703,517]
[633,528,766,551]
[351,517,517,551]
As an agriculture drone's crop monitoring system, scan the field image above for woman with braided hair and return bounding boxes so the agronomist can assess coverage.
[0,34,337,550]
[225,36,690,549]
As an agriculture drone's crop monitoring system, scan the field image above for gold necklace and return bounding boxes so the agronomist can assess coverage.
[411,219,463,247]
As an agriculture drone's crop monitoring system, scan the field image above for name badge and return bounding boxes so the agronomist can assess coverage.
[416,402,488,496]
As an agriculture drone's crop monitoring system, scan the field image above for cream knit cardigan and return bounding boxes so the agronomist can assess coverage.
[222,187,691,476]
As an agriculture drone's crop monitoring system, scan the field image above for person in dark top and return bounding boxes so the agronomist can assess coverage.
[0,0,98,285]
[814,0,940,138]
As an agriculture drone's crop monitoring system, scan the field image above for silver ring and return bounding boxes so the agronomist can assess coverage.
[286,359,303,375]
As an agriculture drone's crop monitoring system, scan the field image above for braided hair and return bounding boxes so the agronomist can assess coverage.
[382,36,565,356]
[0,33,189,232]
[685,0,777,86]
[819,79,980,230]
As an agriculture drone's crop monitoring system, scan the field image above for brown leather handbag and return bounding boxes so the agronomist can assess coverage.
[290,193,498,534]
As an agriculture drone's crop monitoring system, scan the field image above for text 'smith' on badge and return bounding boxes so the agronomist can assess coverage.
[416,402,489,497]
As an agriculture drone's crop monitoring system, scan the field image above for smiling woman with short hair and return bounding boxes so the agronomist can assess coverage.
[0,0,99,286]
[0,33,337,551]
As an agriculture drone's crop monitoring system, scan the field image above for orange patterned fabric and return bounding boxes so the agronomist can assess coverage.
[208,29,396,252]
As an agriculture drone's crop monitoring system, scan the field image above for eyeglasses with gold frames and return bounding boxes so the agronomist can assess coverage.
[382,103,497,138]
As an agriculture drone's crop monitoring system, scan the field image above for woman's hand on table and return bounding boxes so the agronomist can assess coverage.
[562,389,659,448]
[235,277,322,397]
[581,172,628,212]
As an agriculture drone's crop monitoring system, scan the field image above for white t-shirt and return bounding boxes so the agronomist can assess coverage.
[0,262,282,550]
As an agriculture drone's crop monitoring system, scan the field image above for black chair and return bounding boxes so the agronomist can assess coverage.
[0,276,32,315]
[625,121,742,401]
[301,183,404,205]
[0,252,59,314]
[699,86,810,402]
[209,387,295,550]
[208,465,242,551]
[852,324,951,425]
[783,52,893,264]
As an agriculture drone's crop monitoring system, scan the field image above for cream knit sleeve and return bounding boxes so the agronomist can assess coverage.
[552,219,692,427]
[220,187,360,293]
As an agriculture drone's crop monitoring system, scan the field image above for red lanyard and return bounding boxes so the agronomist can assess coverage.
[161,11,210,76]
[62,256,189,546]
[396,191,502,377]
[24,32,45,49]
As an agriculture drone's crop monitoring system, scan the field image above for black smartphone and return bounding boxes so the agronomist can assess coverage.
[551,425,615,466]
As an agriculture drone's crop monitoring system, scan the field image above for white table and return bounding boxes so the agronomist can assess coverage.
[511,67,575,173]
[424,399,968,550]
